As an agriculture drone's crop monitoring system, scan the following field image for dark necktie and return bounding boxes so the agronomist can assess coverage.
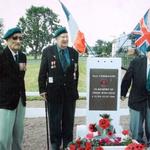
[146,65,150,91]
[60,50,68,71]
[14,54,18,63]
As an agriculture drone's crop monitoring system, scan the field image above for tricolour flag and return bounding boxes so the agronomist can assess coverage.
[59,1,86,53]
[131,9,150,54]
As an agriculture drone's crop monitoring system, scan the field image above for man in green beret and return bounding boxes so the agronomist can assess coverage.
[53,27,68,38]
[38,27,79,150]
[121,45,150,149]
[0,27,27,150]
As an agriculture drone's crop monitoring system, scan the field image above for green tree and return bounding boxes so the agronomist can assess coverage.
[18,6,61,59]
[93,39,112,57]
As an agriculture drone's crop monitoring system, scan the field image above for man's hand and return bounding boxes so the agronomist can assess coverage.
[121,96,126,101]
[40,92,47,101]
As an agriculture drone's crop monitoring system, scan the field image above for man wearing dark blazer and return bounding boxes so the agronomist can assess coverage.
[38,27,79,150]
[0,27,27,150]
[121,46,150,148]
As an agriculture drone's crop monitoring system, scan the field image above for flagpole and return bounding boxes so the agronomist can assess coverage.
[85,42,97,57]
[115,34,130,55]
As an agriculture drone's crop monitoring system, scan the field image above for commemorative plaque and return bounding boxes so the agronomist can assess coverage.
[89,69,118,110]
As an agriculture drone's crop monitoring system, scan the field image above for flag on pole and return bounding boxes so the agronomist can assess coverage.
[59,0,86,53]
[131,9,150,54]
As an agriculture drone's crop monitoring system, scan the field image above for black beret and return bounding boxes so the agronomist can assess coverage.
[3,27,22,39]
[53,27,68,38]
[146,46,150,52]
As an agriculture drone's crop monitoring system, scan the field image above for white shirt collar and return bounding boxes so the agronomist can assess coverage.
[8,47,18,57]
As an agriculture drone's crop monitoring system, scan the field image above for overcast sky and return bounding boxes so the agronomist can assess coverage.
[0,0,149,45]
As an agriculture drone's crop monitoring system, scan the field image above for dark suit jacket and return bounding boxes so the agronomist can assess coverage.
[121,56,150,111]
[38,45,79,101]
[0,47,27,110]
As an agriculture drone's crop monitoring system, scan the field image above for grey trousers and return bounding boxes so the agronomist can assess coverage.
[0,100,25,150]
[130,104,150,146]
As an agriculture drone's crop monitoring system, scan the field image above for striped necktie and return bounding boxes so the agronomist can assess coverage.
[14,54,18,63]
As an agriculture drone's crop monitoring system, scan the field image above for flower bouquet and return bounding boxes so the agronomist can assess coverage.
[68,114,145,150]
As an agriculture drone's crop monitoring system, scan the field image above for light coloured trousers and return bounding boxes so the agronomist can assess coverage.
[130,104,150,146]
[0,100,25,150]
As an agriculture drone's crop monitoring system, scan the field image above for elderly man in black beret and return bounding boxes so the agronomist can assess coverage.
[38,27,79,150]
[0,27,27,150]
[121,46,150,149]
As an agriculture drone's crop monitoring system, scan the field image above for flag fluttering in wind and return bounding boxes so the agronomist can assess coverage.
[131,9,150,54]
[58,0,86,53]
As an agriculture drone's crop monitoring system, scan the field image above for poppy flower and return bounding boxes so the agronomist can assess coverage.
[99,118,110,129]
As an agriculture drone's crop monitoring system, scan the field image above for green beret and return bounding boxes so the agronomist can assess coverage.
[3,27,22,39]
[53,27,68,38]
[146,46,150,52]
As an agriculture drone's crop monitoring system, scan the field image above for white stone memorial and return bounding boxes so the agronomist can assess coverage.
[76,57,122,138]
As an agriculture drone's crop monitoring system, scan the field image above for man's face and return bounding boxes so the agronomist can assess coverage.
[6,33,23,52]
[56,33,69,49]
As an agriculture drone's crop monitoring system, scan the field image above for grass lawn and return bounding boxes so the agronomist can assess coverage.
[25,57,87,92]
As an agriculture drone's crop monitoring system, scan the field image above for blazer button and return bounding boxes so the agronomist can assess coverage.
[64,83,66,86]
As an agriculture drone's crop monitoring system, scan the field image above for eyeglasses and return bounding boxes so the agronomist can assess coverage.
[12,36,23,41]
